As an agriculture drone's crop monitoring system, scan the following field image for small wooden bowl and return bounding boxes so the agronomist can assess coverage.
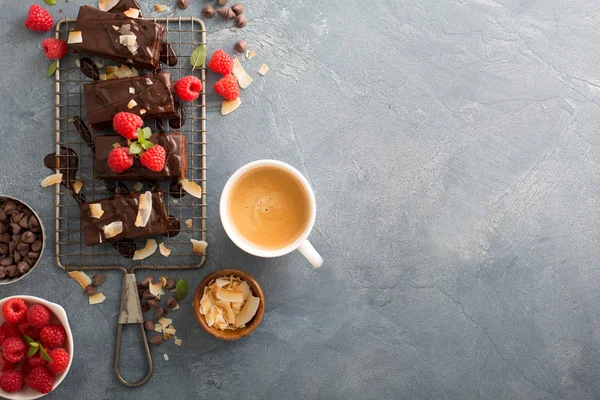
[193,268,265,340]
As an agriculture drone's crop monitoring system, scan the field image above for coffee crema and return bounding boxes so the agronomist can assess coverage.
[227,166,310,250]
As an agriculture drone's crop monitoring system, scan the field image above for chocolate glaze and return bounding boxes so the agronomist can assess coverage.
[112,239,136,258]
[80,190,169,246]
[73,117,94,151]
[79,57,100,81]
[168,181,186,199]
[94,134,188,180]
[84,72,178,129]
[104,180,130,194]
[108,0,143,17]
[70,6,164,70]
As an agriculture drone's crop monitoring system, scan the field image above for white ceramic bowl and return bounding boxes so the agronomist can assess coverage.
[0,296,73,399]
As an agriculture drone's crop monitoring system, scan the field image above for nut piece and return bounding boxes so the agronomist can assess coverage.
[191,239,208,254]
[217,7,235,19]
[84,285,97,296]
[258,64,270,76]
[89,292,106,305]
[177,0,189,9]
[221,98,241,115]
[234,39,248,53]
[140,276,152,288]
[67,31,83,44]
[68,271,93,289]
[235,14,247,28]
[154,4,168,12]
[92,273,105,286]
[231,3,243,15]
[202,5,215,18]
[154,306,165,320]
[41,173,63,188]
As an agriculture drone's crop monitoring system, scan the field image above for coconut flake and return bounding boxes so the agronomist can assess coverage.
[98,0,120,12]
[191,239,207,254]
[174,338,182,346]
[41,173,63,188]
[221,98,241,115]
[159,242,171,257]
[246,50,256,59]
[129,87,135,94]
[185,219,193,228]
[89,293,106,305]
[163,354,169,361]
[134,191,153,228]
[118,24,132,35]
[215,278,229,288]
[235,295,260,327]
[94,61,104,68]
[258,64,269,76]
[103,221,123,239]
[105,66,118,74]
[145,78,153,85]
[112,25,120,31]
[238,280,252,301]
[154,323,163,333]
[68,271,92,289]
[158,317,172,327]
[133,239,158,260]
[139,108,147,115]
[149,279,165,298]
[73,180,83,194]
[232,57,253,89]
[67,31,83,44]
[124,7,140,18]
[89,203,104,219]
[216,287,244,303]
[75,59,81,68]
[155,4,167,12]
[115,64,134,78]
[178,179,202,199]
[127,99,138,109]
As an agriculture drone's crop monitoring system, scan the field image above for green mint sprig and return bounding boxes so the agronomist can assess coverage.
[129,127,154,155]
[24,334,53,362]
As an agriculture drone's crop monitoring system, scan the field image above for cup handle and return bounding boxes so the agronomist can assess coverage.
[298,239,323,268]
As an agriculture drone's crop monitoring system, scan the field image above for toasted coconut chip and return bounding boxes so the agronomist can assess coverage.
[89,203,104,219]
[246,50,256,59]
[159,276,168,286]
[127,99,138,109]
[215,278,229,288]
[159,243,171,257]
[199,294,212,315]
[178,179,202,199]
[129,87,135,94]
[139,108,147,115]
[221,98,241,115]
[154,323,163,333]
[106,73,118,80]
[89,292,106,305]
[68,271,92,289]
[232,57,253,89]
[105,66,118,74]
[145,78,153,85]
[115,64,135,78]
[174,338,182,346]
[191,239,207,254]
[155,4,167,12]
[112,25,120,31]
[124,7,140,18]
[216,300,235,324]
[94,61,104,68]
[238,280,252,301]
[103,221,123,239]
[133,182,143,192]
[235,295,260,327]
[158,317,172,327]
[67,31,83,44]
[75,59,81,68]
[258,64,269,76]
[173,303,180,311]
[163,354,169,361]
[73,180,83,194]
[149,278,165,297]
[99,73,107,81]
[163,331,170,340]
[133,239,158,261]
[98,0,120,12]
[216,287,244,303]
[163,326,176,335]
[134,191,153,228]
[118,24,132,35]
[112,143,121,149]
[41,173,63,188]
[131,67,139,77]
[185,219,193,228]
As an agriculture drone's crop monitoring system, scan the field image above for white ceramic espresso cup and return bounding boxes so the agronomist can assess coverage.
[220,160,323,268]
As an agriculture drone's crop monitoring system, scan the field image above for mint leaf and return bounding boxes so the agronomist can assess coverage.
[44,0,57,5]
[129,142,143,155]
[142,127,152,140]
[28,346,39,357]
[47,60,58,78]
[141,141,154,150]
[40,345,52,363]
[175,278,188,301]
[190,44,206,70]
[23,334,34,345]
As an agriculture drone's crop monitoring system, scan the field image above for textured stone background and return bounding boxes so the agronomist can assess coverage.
[1,0,600,398]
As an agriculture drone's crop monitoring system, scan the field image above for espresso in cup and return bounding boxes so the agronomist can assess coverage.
[227,166,311,250]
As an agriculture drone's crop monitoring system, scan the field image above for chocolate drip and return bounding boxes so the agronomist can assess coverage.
[73,117,94,151]
[164,216,181,237]
[168,181,186,199]
[79,57,100,81]
[104,180,131,195]
[44,147,84,203]
[160,43,178,66]
[112,240,136,258]
[169,101,186,129]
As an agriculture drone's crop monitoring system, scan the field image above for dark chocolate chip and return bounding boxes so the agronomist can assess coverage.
[217,7,236,19]
[10,223,22,235]
[0,223,7,234]
[31,240,42,252]
[21,231,36,244]
[218,0,228,5]
[18,217,29,229]
[149,334,162,345]
[140,276,152,288]
[202,5,215,18]
[166,297,178,310]
[142,290,156,301]
[11,211,24,223]
[3,201,17,214]
[231,3,243,15]
[27,252,40,260]
[165,278,176,290]
[144,320,155,331]
[84,285,97,295]
[28,215,40,230]
[17,242,29,252]
[0,209,6,222]
[4,265,16,278]
[17,262,30,275]
[112,239,136,258]
[154,307,165,320]
[234,39,248,53]
[164,216,181,237]
[141,303,150,313]
[1,257,13,267]
[80,57,100,81]
[169,181,185,199]
[92,273,105,286]
[0,233,10,243]
[13,252,21,263]
[0,244,7,255]
[235,14,247,28]
[177,0,188,8]
[146,299,159,308]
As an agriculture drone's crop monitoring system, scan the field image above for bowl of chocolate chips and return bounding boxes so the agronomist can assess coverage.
[0,196,44,285]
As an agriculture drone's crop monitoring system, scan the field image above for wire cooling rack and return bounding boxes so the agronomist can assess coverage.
[52,17,207,272]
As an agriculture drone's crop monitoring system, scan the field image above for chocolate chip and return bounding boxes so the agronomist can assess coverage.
[217,7,235,19]
[10,223,22,235]
[13,252,21,263]
[0,209,6,222]
[234,39,248,53]
[92,274,105,286]
[0,267,4,279]
[0,244,7,255]
[1,257,13,267]
[80,57,100,81]
[146,299,159,308]
[27,252,40,260]
[84,285,97,295]
[18,217,29,229]
[31,240,42,252]
[154,306,165,320]
[3,201,17,215]
[0,233,10,244]
[166,297,178,310]
[21,231,36,244]
[177,0,188,9]
[144,320,155,331]
[17,242,29,252]
[141,303,150,313]
[202,5,215,18]
[28,215,40,230]
[149,334,162,345]
[11,211,24,223]
[141,290,156,301]
[4,265,16,278]
[165,278,176,290]
[231,3,243,15]
[17,262,30,275]
[141,276,152,288]
[235,14,247,28]
[164,216,181,238]
[169,101,186,129]
[0,223,7,234]
[8,241,16,255]
[218,0,228,5]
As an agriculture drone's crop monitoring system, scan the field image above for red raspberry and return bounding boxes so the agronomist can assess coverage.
[174,76,203,102]
[214,74,239,101]
[42,38,68,60]
[208,49,234,75]
[108,147,134,173]
[40,325,66,349]
[113,112,143,139]
[25,366,54,394]
[2,337,26,363]
[24,5,53,32]
[1,323,21,340]
[21,362,34,377]
[0,356,16,372]
[26,304,51,329]
[0,325,4,346]
[2,298,27,324]
[18,322,41,341]
[140,145,166,172]
[26,352,48,368]
[48,348,70,375]
[0,369,24,393]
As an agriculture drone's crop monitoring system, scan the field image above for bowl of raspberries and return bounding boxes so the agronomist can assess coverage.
[0,296,73,398]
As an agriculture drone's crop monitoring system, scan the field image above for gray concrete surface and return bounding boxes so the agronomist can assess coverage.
[1,0,599,398]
